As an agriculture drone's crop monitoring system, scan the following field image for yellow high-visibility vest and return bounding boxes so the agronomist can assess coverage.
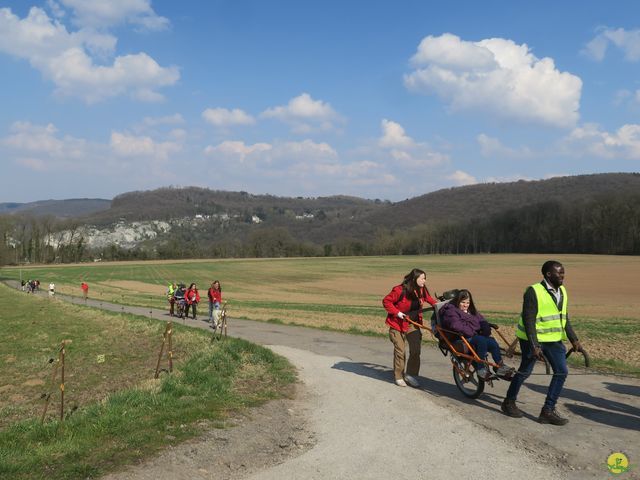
[516,283,567,342]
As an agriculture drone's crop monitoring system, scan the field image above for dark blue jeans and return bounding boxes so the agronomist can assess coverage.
[468,335,502,367]
[505,339,568,410]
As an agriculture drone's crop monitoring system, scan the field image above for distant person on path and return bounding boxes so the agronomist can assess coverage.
[48,282,55,296]
[208,280,222,327]
[173,284,186,318]
[81,282,89,300]
[184,283,200,320]
[383,268,438,387]
[501,260,583,425]
[440,289,513,379]
[167,282,177,316]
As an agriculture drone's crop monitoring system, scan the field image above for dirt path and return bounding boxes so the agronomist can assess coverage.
[7,284,640,479]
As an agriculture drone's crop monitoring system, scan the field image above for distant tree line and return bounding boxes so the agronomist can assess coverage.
[1,192,639,266]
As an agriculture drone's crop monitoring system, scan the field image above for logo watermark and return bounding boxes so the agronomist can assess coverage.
[607,452,630,475]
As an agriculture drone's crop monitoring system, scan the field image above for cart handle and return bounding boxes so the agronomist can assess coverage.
[566,347,590,368]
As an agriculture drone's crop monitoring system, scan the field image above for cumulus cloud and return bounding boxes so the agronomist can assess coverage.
[203,138,338,166]
[404,33,582,128]
[477,133,534,159]
[377,119,449,168]
[0,6,178,103]
[561,123,640,159]
[203,137,395,195]
[202,108,256,127]
[379,119,416,148]
[1,121,96,171]
[204,140,272,163]
[110,131,181,160]
[448,170,477,186]
[262,93,342,133]
[56,0,169,31]
[2,121,86,159]
[583,27,640,61]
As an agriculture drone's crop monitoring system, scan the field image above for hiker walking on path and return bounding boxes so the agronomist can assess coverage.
[208,280,222,327]
[167,282,177,316]
[81,282,89,300]
[184,283,200,320]
[383,268,437,388]
[501,260,583,425]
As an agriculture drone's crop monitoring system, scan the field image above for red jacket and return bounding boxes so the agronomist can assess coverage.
[383,284,437,333]
[185,288,200,304]
[208,288,222,303]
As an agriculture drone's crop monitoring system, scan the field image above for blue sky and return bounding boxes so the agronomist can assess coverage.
[1,0,640,203]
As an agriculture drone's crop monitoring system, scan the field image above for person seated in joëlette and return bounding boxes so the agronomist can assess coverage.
[440,289,513,379]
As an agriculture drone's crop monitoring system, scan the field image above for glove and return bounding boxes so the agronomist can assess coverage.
[570,340,583,352]
[397,312,406,320]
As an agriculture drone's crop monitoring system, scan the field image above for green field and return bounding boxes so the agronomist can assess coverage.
[0,284,295,480]
[2,254,639,372]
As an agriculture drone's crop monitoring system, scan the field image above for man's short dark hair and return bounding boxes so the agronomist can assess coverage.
[541,260,563,275]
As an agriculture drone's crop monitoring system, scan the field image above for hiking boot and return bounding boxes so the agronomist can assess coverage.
[404,375,420,388]
[501,398,524,418]
[395,378,407,387]
[496,364,515,379]
[538,408,568,425]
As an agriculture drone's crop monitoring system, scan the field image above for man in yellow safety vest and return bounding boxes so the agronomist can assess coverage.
[501,260,582,425]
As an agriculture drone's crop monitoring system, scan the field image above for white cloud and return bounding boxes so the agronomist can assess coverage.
[377,119,449,168]
[110,131,181,160]
[448,170,477,186]
[477,133,534,159]
[58,0,169,31]
[204,140,272,163]
[202,108,256,127]
[203,139,337,166]
[404,33,582,128]
[2,121,87,159]
[561,123,640,159]
[584,27,640,61]
[1,121,95,171]
[379,119,415,148]
[262,93,342,133]
[485,174,532,183]
[0,7,178,103]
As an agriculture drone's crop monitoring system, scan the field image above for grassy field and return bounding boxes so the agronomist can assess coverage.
[2,254,639,372]
[0,284,296,479]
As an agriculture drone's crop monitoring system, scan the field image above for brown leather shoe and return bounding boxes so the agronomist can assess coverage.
[501,398,523,418]
[538,408,568,425]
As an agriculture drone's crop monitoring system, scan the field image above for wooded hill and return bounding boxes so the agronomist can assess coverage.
[1,172,639,263]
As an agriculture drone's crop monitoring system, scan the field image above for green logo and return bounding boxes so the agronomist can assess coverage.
[607,452,630,475]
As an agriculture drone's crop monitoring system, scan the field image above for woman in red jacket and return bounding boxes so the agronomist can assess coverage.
[184,283,201,320]
[383,268,437,387]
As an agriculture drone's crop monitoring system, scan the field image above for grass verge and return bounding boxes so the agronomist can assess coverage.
[0,285,296,480]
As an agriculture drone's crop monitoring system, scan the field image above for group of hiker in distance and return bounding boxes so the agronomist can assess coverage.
[383,259,583,426]
[166,280,223,329]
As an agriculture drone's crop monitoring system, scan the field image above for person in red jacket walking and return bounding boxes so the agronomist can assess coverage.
[383,268,437,387]
[207,280,223,326]
[184,283,200,320]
